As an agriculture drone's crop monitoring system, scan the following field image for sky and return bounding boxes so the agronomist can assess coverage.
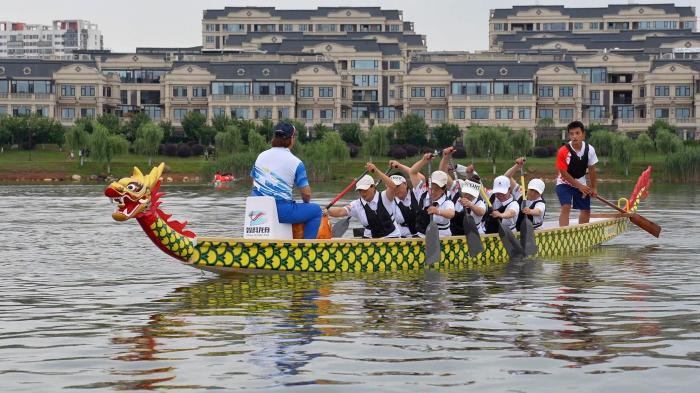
[2,0,697,52]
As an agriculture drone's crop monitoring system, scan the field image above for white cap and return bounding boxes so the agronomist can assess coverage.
[527,178,545,195]
[492,175,511,195]
[390,174,406,185]
[355,175,375,190]
[457,179,481,198]
[456,164,478,178]
[430,171,449,188]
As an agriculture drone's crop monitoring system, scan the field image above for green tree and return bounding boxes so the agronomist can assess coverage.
[247,130,269,154]
[655,129,682,154]
[96,113,120,134]
[509,128,533,157]
[635,132,655,160]
[181,111,208,143]
[363,126,391,157]
[212,115,232,133]
[647,119,676,141]
[477,126,511,174]
[89,122,129,174]
[611,134,636,176]
[158,120,175,143]
[29,115,64,147]
[133,122,164,167]
[431,123,461,148]
[312,123,331,140]
[588,129,615,166]
[120,112,150,142]
[256,119,275,140]
[64,123,90,166]
[287,120,309,143]
[215,124,244,155]
[0,115,29,148]
[463,126,482,163]
[233,118,256,144]
[392,114,428,146]
[321,131,350,162]
[339,123,362,145]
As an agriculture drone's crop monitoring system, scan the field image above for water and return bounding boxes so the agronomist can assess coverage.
[1,183,699,392]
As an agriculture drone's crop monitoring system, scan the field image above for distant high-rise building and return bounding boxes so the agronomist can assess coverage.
[0,20,103,59]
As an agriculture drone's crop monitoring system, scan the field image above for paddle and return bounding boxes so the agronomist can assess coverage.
[449,157,483,257]
[331,167,392,238]
[479,182,524,260]
[329,170,369,238]
[518,165,538,256]
[424,154,441,266]
[594,194,661,238]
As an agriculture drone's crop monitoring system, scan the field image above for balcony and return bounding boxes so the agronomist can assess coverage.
[674,117,697,124]
[58,95,78,103]
[253,95,294,102]
[191,96,208,102]
[78,96,97,103]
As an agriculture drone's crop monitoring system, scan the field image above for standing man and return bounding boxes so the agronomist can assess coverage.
[250,122,323,239]
[556,121,599,226]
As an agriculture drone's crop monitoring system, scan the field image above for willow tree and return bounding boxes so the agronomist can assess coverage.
[611,134,636,176]
[89,122,129,174]
[133,122,164,167]
[65,123,90,166]
[477,126,511,175]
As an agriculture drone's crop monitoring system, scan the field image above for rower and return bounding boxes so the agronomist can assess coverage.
[389,174,420,237]
[451,179,487,235]
[409,153,456,237]
[326,163,402,238]
[482,175,520,234]
[503,157,546,230]
[556,121,599,226]
[250,122,323,239]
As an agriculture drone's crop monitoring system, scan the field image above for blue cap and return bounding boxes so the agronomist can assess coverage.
[274,122,296,138]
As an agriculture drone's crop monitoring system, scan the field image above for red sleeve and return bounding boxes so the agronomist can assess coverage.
[556,146,569,172]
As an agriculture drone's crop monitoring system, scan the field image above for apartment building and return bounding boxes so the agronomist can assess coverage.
[489,3,696,49]
[0,20,102,59]
[0,5,698,138]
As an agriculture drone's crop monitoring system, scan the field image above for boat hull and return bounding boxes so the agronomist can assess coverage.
[184,217,629,274]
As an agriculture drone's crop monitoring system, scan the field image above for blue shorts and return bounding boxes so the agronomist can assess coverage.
[556,184,590,210]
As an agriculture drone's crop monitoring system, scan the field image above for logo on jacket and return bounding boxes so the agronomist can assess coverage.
[248,210,267,226]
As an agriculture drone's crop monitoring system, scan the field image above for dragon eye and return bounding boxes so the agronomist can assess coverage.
[126,183,142,192]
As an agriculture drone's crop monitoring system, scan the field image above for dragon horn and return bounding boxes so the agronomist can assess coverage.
[132,166,145,183]
[144,163,165,188]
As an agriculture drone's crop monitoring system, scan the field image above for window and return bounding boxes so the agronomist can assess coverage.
[299,87,313,97]
[590,22,602,30]
[204,24,218,32]
[389,61,401,70]
[353,75,379,87]
[223,24,245,32]
[431,109,445,121]
[299,109,313,120]
[559,86,574,97]
[389,24,401,32]
[573,22,583,30]
[283,24,294,32]
[61,85,75,97]
[173,86,187,97]
[173,108,188,121]
[538,86,553,97]
[538,108,553,119]
[213,107,226,118]
[298,24,310,32]
[13,106,31,116]
[676,108,691,119]
[411,87,425,97]
[278,107,289,119]
[589,106,605,119]
[231,108,249,119]
[683,21,695,30]
[351,60,379,70]
[577,67,607,83]
[253,82,292,96]
[205,36,216,44]
[639,87,645,98]
[616,106,633,119]
[411,109,425,118]
[453,107,466,120]
[608,22,629,30]
[655,85,669,97]
[493,23,505,31]
[654,108,669,119]
[431,87,445,97]
[192,86,208,97]
[543,22,567,31]
[451,82,490,96]
[315,24,336,32]
[675,85,691,97]
[352,106,369,119]
[255,107,272,119]
[61,107,75,119]
[0,81,7,94]
[494,82,533,95]
[0,106,6,116]
[470,107,489,119]
[35,107,49,117]
[320,109,333,119]
[495,107,513,119]
[103,86,112,97]
[319,87,333,97]
[653,21,677,29]
[80,108,96,118]
[212,82,250,96]
[144,106,162,120]
[33,81,51,94]
[253,24,275,32]
[518,107,531,119]
[559,108,574,121]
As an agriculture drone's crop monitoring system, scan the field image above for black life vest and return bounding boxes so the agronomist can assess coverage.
[482,194,516,234]
[361,191,396,238]
[515,196,546,231]
[415,191,451,234]
[450,192,484,235]
[396,189,419,235]
[566,142,589,179]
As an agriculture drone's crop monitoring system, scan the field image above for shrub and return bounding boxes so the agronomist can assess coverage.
[403,144,419,157]
[452,146,467,159]
[176,143,191,158]
[348,143,360,158]
[533,146,549,158]
[389,145,408,159]
[163,143,178,156]
[340,123,362,145]
[191,144,204,156]
[546,144,558,157]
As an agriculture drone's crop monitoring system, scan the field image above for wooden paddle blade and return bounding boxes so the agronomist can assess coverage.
[630,213,661,238]
[424,221,441,266]
[519,219,538,257]
[499,223,524,259]
[463,214,484,257]
[331,217,351,238]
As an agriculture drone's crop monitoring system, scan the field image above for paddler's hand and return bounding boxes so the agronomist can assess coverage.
[422,152,433,161]
[522,207,532,216]
[443,146,456,156]
[460,197,473,208]
[515,157,525,167]
[388,160,401,169]
[578,183,592,197]
[491,210,503,219]
[591,186,598,197]
[365,162,378,173]
[321,207,328,216]
[426,206,440,215]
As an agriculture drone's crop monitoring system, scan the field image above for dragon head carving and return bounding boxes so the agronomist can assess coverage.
[105,163,164,221]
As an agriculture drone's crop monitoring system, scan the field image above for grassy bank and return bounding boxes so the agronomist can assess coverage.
[0,149,668,184]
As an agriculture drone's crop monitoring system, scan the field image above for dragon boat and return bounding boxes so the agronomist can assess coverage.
[104,163,651,275]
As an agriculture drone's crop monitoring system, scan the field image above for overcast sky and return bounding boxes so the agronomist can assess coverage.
[2,0,697,52]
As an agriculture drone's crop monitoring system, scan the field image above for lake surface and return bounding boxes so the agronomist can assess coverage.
[1,181,699,392]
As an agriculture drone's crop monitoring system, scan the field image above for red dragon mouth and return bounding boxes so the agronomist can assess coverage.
[105,187,147,221]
